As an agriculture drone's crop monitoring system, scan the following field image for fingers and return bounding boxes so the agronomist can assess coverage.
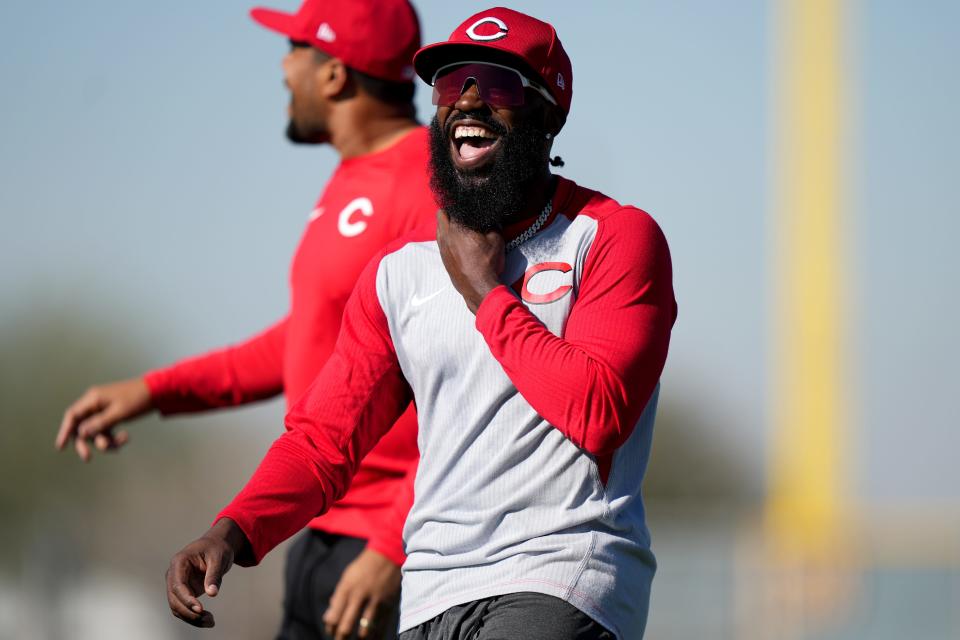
[165,527,239,628]
[76,403,123,441]
[56,392,101,450]
[170,582,206,620]
[166,557,215,628]
[333,592,366,640]
[93,429,130,452]
[166,569,202,619]
[56,409,76,451]
[57,388,117,460]
[203,551,226,597]
[74,434,92,463]
[71,429,127,461]
[358,599,383,639]
[56,379,150,456]
[168,591,215,628]
[322,583,347,638]
[194,611,215,628]
[94,433,110,451]
[323,580,370,640]
[323,549,400,639]
[57,382,137,460]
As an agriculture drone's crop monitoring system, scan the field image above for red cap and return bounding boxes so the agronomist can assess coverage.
[413,7,572,115]
[250,0,420,83]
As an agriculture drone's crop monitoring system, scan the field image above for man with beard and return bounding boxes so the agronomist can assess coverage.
[164,7,677,640]
[54,1,435,638]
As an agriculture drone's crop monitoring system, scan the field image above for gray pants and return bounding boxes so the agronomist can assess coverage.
[399,593,614,640]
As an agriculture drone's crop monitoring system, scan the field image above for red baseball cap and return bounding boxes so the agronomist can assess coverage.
[413,7,572,115]
[250,0,420,83]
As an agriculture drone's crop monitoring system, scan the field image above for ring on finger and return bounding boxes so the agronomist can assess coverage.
[359,618,371,629]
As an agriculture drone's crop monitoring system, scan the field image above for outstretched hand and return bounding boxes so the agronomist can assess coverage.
[55,377,152,461]
[165,518,248,628]
[322,548,401,639]
[436,210,505,314]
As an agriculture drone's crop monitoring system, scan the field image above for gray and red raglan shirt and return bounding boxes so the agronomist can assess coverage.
[218,176,678,639]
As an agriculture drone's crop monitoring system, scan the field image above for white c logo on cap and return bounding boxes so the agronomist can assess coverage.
[465,17,509,42]
[337,197,374,237]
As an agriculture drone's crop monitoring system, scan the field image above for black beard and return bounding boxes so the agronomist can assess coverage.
[286,119,326,145]
[428,113,549,232]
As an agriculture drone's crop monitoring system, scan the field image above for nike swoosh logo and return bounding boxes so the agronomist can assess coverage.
[411,289,444,307]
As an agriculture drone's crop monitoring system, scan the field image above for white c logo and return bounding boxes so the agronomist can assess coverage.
[337,197,374,237]
[465,17,509,42]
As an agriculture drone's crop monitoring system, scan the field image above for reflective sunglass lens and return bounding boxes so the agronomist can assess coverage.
[431,63,526,108]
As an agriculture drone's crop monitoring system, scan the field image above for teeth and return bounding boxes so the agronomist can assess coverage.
[454,125,497,140]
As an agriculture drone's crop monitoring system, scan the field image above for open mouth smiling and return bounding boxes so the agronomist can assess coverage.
[449,120,502,169]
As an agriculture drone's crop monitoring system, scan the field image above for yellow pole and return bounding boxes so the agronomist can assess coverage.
[767,0,846,556]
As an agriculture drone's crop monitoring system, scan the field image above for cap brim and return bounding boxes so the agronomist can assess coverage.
[413,42,541,86]
[249,7,299,39]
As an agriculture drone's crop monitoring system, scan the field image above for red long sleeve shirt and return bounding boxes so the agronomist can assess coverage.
[144,127,435,564]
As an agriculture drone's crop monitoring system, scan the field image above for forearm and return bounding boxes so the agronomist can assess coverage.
[477,286,671,455]
[145,318,287,414]
[214,260,412,564]
[216,382,411,564]
[216,430,348,565]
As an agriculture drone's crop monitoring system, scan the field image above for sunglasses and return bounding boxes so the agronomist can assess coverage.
[430,61,557,109]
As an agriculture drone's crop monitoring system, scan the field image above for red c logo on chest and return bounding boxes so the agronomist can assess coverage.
[513,262,573,304]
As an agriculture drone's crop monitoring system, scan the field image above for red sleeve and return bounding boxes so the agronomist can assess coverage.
[217,253,412,565]
[143,318,288,414]
[365,460,417,566]
[475,208,676,457]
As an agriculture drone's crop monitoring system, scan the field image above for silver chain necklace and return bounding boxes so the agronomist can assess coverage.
[505,200,552,253]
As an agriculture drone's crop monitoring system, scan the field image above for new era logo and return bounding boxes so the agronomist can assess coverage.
[316,22,336,43]
[556,73,566,90]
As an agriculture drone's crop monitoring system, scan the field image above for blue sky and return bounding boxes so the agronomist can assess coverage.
[1,0,957,505]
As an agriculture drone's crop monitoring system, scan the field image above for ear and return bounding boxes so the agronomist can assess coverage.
[318,58,350,98]
[544,104,566,137]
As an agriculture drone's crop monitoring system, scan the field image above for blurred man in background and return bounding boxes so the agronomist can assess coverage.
[54,0,436,638]
[165,7,677,639]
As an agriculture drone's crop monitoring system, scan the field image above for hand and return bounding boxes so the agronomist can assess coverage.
[55,377,152,462]
[322,548,402,640]
[165,518,248,628]
[436,209,505,314]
